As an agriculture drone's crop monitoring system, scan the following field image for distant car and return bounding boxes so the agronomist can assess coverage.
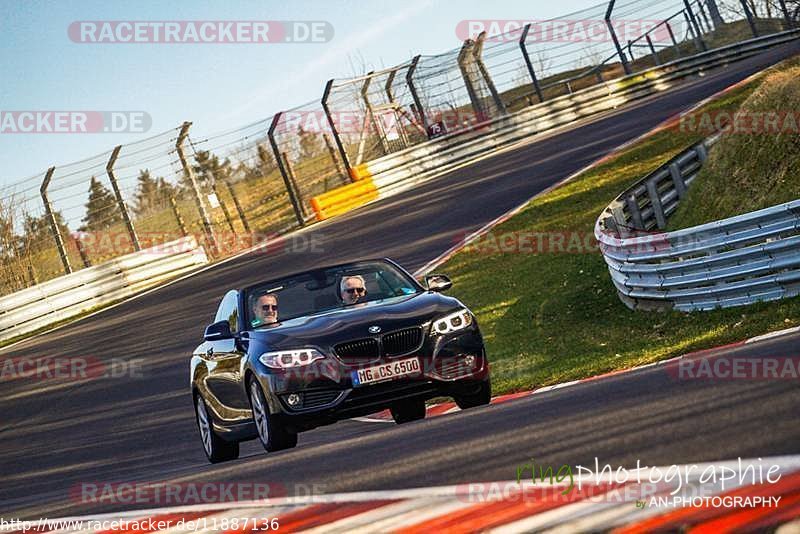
[190,258,490,463]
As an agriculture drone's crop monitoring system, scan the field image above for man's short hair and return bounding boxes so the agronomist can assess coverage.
[340,275,366,293]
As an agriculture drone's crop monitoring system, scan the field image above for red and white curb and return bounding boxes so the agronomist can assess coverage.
[353,323,800,424]
[10,457,800,533]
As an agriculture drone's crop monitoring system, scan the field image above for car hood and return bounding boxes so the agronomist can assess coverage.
[248,291,465,350]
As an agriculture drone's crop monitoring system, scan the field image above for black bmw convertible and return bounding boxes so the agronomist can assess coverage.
[190,258,490,463]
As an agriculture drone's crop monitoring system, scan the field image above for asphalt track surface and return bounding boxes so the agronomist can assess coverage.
[3,44,800,520]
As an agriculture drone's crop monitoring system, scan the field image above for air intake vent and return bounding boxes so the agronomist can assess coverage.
[382,327,423,357]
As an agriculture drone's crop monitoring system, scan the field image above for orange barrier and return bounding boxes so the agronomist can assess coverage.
[310,177,378,221]
[348,163,372,181]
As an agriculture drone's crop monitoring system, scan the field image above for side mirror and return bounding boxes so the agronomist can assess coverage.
[204,320,234,341]
[425,274,453,292]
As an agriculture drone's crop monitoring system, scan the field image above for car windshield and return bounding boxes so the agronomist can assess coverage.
[245,261,421,328]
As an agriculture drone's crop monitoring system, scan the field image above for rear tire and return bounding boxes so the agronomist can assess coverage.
[454,379,491,410]
[390,397,427,424]
[195,395,240,463]
[249,380,298,452]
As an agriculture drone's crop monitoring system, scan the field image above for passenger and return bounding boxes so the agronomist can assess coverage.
[340,275,367,305]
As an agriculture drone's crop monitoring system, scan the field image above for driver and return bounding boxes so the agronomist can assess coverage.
[340,275,367,305]
[253,293,279,325]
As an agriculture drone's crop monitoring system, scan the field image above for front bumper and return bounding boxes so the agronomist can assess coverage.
[254,328,488,430]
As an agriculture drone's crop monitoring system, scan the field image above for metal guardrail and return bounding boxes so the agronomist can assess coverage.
[309,29,800,219]
[595,135,800,312]
[0,237,208,343]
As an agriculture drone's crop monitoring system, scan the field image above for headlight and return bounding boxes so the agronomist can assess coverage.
[432,308,473,335]
[259,348,325,369]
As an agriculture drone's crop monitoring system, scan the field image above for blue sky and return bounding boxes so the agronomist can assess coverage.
[1,0,606,187]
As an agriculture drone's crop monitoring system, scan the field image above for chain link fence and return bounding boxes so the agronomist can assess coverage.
[1,0,796,296]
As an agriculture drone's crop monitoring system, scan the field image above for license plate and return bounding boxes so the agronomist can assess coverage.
[351,358,421,386]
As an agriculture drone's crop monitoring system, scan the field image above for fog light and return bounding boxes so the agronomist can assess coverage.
[463,354,476,367]
[286,393,302,407]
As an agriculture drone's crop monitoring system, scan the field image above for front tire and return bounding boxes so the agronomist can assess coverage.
[195,395,239,463]
[454,379,491,409]
[249,380,298,452]
[390,397,427,424]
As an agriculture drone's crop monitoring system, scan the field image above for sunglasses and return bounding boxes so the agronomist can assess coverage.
[261,304,278,312]
[345,287,366,295]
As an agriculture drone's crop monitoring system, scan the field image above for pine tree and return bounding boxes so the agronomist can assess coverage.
[81,176,122,231]
[22,211,70,252]
[133,170,162,216]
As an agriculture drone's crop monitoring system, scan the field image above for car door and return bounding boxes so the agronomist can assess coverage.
[201,290,251,415]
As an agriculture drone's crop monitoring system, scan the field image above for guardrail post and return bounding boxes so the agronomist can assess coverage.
[169,196,189,237]
[669,163,688,199]
[220,177,250,233]
[605,1,632,75]
[176,122,219,256]
[519,24,544,103]
[321,79,353,178]
[625,194,645,230]
[267,112,306,227]
[683,1,708,51]
[645,178,668,229]
[40,166,72,275]
[406,55,428,131]
[474,32,506,115]
[740,0,759,37]
[458,39,488,121]
[106,145,140,251]
[361,73,390,155]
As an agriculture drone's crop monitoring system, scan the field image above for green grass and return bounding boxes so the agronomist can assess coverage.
[438,57,800,394]
[669,61,800,229]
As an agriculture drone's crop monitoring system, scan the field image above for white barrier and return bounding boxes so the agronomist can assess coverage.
[0,237,208,344]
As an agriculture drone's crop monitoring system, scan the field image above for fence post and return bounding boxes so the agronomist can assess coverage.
[361,73,390,155]
[778,0,795,28]
[519,24,545,103]
[458,39,487,121]
[281,151,307,220]
[176,122,218,256]
[683,0,708,51]
[267,112,306,226]
[321,79,352,178]
[221,178,251,233]
[106,145,140,251]
[324,133,347,181]
[73,234,91,268]
[605,1,632,75]
[740,0,759,37]
[406,55,428,131]
[40,166,72,275]
[385,69,410,148]
[666,22,682,58]
[696,1,713,32]
[473,31,506,116]
[706,0,725,27]
[646,34,661,65]
[169,196,189,237]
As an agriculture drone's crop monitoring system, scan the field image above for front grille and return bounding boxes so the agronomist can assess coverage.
[382,327,424,357]
[301,389,342,409]
[334,338,380,364]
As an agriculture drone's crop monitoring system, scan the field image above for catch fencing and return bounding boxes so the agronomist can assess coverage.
[1,0,797,299]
